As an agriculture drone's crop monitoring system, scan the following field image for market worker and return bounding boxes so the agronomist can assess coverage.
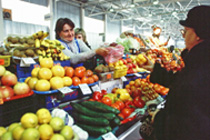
[55,18,109,65]
[141,5,210,140]
[74,28,91,49]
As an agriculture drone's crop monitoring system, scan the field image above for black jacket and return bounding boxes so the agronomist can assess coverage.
[150,40,210,140]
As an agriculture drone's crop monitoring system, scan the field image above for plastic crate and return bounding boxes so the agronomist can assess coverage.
[0,55,11,67]
[114,68,128,79]
[98,71,114,82]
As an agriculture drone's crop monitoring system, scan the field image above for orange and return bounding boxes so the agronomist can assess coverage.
[51,65,65,77]
[35,79,51,91]
[62,77,72,86]
[40,58,53,69]
[38,68,52,80]
[50,77,64,90]
[31,67,40,77]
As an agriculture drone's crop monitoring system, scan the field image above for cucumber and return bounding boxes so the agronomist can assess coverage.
[71,102,116,120]
[72,112,109,126]
[76,123,108,136]
[80,101,120,114]
[104,126,112,132]
[110,117,121,128]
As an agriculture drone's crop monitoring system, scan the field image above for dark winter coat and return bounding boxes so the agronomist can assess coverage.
[150,40,210,140]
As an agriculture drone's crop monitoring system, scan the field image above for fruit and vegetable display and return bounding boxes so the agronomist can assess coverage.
[0,108,80,140]
[25,59,99,91]
[0,65,31,100]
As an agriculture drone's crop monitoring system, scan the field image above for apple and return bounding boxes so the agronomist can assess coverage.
[1,74,18,86]
[0,65,6,76]
[0,86,14,99]
[13,82,30,95]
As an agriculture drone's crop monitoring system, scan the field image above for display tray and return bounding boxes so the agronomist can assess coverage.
[33,81,99,95]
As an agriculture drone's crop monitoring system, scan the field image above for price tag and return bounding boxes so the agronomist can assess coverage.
[0,59,5,65]
[58,87,73,95]
[134,73,142,77]
[102,132,118,140]
[79,84,92,95]
[91,84,101,92]
[145,70,151,74]
[20,58,36,67]
[121,76,127,82]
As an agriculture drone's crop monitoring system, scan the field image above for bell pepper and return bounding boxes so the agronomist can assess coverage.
[120,115,137,124]
[104,93,116,104]
[115,89,131,102]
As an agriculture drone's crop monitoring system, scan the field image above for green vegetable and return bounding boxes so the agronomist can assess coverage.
[76,123,108,136]
[80,101,120,114]
[110,117,121,128]
[104,126,112,132]
[72,112,109,126]
[71,102,116,120]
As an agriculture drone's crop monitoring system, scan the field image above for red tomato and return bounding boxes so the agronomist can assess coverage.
[81,76,89,84]
[87,77,94,84]
[92,91,103,101]
[133,96,145,108]
[85,70,93,77]
[115,101,125,110]
[101,89,107,95]
[72,77,81,86]
[92,74,99,82]
[111,103,120,111]
[121,108,132,118]
[74,66,86,78]
[101,97,112,106]
[65,67,74,78]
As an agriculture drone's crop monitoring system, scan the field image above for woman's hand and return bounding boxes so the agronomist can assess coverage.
[150,109,160,124]
[95,47,109,57]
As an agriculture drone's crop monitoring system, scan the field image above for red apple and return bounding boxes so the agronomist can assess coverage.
[13,82,30,95]
[0,86,14,99]
[1,74,18,86]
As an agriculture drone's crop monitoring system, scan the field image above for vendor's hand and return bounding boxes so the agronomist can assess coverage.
[151,109,160,124]
[142,55,154,72]
[95,47,109,57]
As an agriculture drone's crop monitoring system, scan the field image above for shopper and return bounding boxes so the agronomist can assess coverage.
[74,28,91,49]
[142,5,210,140]
[55,18,109,65]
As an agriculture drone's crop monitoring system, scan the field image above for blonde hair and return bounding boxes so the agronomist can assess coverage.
[74,28,87,43]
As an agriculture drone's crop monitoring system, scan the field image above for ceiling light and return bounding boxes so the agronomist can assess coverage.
[148,13,152,17]
[153,0,159,5]
[109,8,114,12]
[130,4,135,8]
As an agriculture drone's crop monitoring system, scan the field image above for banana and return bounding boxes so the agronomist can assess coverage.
[40,32,49,40]
[37,31,44,39]
[56,47,61,53]
[46,53,51,57]
[32,33,39,39]
[37,50,42,55]
[41,40,50,48]
[42,51,46,57]
[35,39,40,48]
[46,48,51,54]
[39,56,43,62]
[58,44,65,49]
[54,39,61,46]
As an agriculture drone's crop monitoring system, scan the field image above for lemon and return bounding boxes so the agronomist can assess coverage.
[50,77,64,90]
[21,113,38,128]
[12,125,24,140]
[28,77,38,90]
[38,124,54,140]
[8,123,20,132]
[24,77,31,84]
[35,79,51,91]
[49,117,64,132]
[60,126,74,140]
[31,67,40,78]
[40,58,53,69]
[51,65,65,77]
[38,68,52,80]
[21,128,40,140]
[0,126,7,137]
[62,77,72,86]
[1,131,13,140]
[50,134,65,140]
[36,108,52,124]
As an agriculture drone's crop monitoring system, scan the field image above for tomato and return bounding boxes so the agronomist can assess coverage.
[101,89,107,95]
[74,66,86,78]
[81,76,89,84]
[101,96,112,106]
[133,96,145,108]
[118,113,125,120]
[111,103,120,111]
[85,70,93,77]
[121,108,132,118]
[72,77,81,86]
[65,67,74,78]
[92,91,103,101]
[87,77,94,84]
[92,74,99,82]
[115,100,125,110]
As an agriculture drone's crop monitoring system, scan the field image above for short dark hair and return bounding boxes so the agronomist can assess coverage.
[55,18,75,39]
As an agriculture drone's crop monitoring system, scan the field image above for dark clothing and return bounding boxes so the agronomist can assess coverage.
[150,40,210,140]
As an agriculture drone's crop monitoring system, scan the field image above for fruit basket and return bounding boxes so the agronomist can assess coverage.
[114,68,128,79]
[0,55,11,67]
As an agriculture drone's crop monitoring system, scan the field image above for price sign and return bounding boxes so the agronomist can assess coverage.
[121,76,127,82]
[91,84,101,92]
[145,70,151,74]
[79,84,92,95]
[134,73,142,77]
[102,132,118,140]
[58,87,73,95]
[20,58,36,67]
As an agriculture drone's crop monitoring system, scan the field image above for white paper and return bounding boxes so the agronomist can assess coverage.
[79,84,92,95]
[134,73,142,77]
[121,76,127,82]
[102,132,118,140]
[20,58,36,67]
[58,87,73,95]
[91,84,101,92]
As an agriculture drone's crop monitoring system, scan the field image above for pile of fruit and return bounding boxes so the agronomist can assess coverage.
[0,108,79,140]
[25,58,99,91]
[0,65,30,100]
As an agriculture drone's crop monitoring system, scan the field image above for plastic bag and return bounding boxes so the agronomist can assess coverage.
[104,45,124,64]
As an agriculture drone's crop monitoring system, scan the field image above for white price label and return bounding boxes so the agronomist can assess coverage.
[121,76,127,82]
[134,73,142,77]
[91,84,101,92]
[22,58,36,64]
[102,132,118,140]
[79,84,92,95]
[58,87,73,94]
[145,70,151,74]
